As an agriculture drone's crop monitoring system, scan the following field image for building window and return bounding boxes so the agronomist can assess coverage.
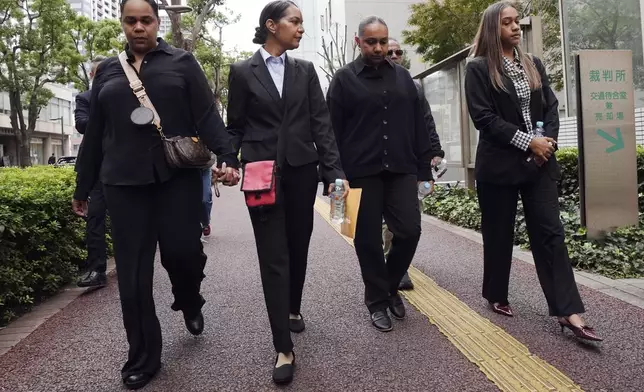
[30,139,44,165]
[50,99,60,119]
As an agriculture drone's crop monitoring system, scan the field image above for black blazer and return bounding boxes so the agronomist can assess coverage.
[464,55,561,184]
[74,90,91,135]
[227,50,344,183]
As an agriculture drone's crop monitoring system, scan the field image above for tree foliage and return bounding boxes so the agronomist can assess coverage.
[67,16,123,91]
[0,0,80,167]
[163,2,242,114]
[564,0,644,89]
[162,0,225,52]
[215,49,253,115]
[403,0,495,66]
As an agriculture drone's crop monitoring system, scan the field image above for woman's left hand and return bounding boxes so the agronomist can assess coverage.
[327,179,351,199]
[213,162,240,186]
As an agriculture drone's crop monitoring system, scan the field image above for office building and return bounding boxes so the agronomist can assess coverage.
[0,84,76,166]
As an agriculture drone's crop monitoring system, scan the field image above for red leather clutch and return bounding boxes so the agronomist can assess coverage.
[240,160,277,208]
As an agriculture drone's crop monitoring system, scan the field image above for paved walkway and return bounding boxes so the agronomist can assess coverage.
[1,185,643,391]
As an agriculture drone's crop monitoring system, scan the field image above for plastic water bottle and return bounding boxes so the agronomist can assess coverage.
[418,181,432,200]
[434,158,448,179]
[535,121,545,137]
[330,179,345,224]
[527,121,546,162]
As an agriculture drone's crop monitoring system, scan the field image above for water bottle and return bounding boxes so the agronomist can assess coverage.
[418,181,432,200]
[434,158,448,179]
[535,121,545,137]
[330,179,345,224]
[527,121,546,162]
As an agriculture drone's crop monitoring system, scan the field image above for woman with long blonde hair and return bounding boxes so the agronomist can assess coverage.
[464,1,602,342]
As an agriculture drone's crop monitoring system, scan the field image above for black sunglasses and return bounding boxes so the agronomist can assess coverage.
[387,49,404,56]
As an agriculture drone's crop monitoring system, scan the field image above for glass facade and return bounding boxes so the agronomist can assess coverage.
[422,67,462,164]
[561,0,644,115]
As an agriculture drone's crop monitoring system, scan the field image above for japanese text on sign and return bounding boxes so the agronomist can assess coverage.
[589,69,629,143]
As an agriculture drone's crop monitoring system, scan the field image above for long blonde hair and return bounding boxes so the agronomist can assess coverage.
[470,1,541,92]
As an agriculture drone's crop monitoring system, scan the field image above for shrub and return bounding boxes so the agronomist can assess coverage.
[0,166,111,326]
[423,147,644,279]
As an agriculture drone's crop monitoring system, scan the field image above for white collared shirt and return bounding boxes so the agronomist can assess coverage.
[259,46,286,97]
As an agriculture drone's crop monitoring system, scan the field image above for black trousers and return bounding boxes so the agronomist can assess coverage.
[85,180,107,273]
[104,169,207,379]
[350,172,421,313]
[247,162,318,353]
[477,169,585,317]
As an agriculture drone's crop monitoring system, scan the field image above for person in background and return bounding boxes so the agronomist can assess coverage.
[227,0,346,384]
[383,38,444,290]
[48,153,56,165]
[71,0,240,388]
[74,56,108,288]
[201,167,213,237]
[464,1,602,341]
[327,16,432,333]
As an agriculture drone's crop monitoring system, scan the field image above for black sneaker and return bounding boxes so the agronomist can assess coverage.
[77,271,107,288]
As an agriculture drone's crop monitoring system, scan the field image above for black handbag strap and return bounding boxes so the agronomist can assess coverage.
[118,51,165,138]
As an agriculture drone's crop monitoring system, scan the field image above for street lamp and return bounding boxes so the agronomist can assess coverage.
[158,4,192,13]
[50,116,65,157]
[158,2,193,49]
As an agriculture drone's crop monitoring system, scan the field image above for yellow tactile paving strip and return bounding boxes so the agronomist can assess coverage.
[314,196,583,392]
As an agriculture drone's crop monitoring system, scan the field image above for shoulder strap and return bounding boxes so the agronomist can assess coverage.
[117,51,162,131]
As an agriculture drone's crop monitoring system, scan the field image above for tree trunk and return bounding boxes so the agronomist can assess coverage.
[18,138,31,167]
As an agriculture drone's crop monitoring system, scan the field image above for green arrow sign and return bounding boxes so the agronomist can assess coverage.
[597,128,624,153]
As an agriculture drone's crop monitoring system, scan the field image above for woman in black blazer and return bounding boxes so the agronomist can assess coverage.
[72,0,239,388]
[464,1,602,342]
[226,0,347,384]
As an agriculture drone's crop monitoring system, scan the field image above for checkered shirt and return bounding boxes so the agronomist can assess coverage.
[502,49,534,151]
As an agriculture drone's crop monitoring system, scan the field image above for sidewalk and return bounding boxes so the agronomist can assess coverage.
[1,185,643,391]
[0,186,493,392]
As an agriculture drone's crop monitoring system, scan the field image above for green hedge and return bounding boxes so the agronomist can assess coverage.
[424,147,644,279]
[0,166,111,326]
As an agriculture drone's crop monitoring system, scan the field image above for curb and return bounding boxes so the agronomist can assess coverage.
[421,214,644,310]
[0,258,117,357]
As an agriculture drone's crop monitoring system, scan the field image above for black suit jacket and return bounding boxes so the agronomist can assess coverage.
[227,50,344,183]
[74,90,91,135]
[73,90,91,174]
[464,55,561,184]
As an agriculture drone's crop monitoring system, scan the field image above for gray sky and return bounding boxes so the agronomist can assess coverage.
[220,0,267,53]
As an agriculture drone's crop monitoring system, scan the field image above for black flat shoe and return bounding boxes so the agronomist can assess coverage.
[184,311,204,336]
[123,373,153,390]
[370,310,393,332]
[272,352,295,385]
[289,314,305,333]
[398,272,414,290]
[77,270,107,288]
[389,294,406,320]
